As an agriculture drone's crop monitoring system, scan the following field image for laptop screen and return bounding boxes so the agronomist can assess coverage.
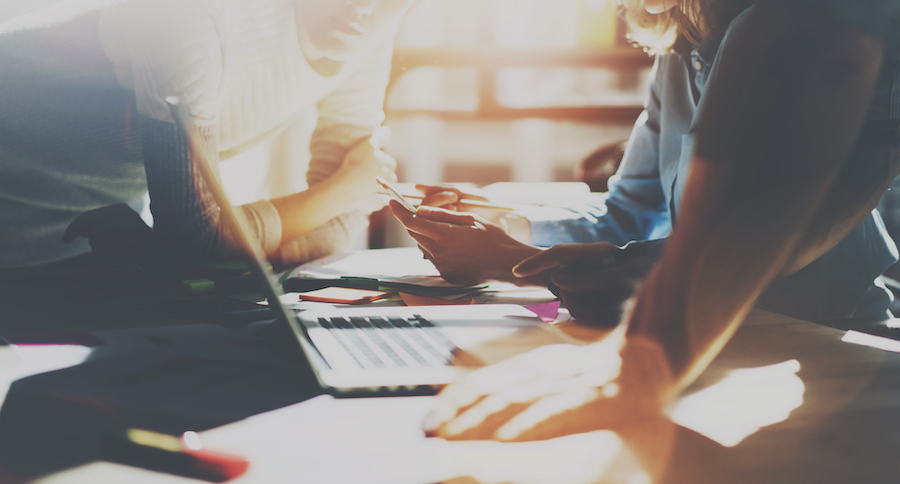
[166,97,327,382]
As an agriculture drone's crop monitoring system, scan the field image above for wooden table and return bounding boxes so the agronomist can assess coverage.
[8,305,895,484]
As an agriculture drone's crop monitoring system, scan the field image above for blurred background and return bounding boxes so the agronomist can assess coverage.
[0,0,651,250]
[212,0,654,209]
[217,0,654,248]
[5,1,895,259]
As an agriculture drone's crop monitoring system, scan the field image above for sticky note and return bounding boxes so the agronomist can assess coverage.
[298,287,391,304]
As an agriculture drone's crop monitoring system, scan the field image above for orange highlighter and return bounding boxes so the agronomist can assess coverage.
[104,428,249,482]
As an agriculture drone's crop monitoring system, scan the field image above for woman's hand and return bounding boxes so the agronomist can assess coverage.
[414,184,523,234]
[389,201,541,285]
[331,127,398,214]
[415,184,490,211]
[271,128,397,247]
[513,243,655,327]
[423,336,673,442]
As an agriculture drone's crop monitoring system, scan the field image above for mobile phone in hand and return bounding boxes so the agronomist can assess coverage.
[376,176,418,213]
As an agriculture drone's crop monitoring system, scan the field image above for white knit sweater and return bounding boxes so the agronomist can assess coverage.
[0,0,392,266]
[100,0,393,263]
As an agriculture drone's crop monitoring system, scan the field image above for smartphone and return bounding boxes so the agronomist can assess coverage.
[376,176,418,213]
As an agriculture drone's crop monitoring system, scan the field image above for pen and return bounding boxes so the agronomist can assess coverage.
[282,276,382,292]
[104,428,249,482]
[181,275,261,295]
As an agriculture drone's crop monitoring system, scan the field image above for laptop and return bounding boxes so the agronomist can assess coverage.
[167,98,577,396]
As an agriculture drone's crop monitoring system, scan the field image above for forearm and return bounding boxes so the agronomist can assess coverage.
[269,172,362,245]
[141,115,243,261]
[277,210,367,266]
[626,1,885,396]
[779,141,900,277]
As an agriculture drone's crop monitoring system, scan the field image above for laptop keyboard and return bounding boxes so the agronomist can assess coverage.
[317,315,459,368]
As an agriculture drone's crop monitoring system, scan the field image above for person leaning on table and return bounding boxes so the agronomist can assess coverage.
[0,0,421,268]
[387,0,900,441]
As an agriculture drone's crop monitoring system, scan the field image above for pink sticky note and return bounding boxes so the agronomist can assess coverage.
[524,301,561,322]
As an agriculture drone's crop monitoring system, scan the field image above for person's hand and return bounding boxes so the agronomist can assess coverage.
[414,184,523,232]
[331,127,397,214]
[389,201,541,284]
[423,335,673,442]
[415,184,490,211]
[513,243,655,327]
[63,203,154,266]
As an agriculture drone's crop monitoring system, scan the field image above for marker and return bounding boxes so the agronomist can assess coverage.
[104,428,249,482]
[181,275,261,295]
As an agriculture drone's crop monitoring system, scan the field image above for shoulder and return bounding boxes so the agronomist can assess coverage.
[100,0,230,121]
[813,0,899,41]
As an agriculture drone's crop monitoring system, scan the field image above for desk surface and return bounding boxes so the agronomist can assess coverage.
[0,262,898,484]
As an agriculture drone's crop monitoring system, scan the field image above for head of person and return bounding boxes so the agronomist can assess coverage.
[619,0,753,54]
[294,0,418,63]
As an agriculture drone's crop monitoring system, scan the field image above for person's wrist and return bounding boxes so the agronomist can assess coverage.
[500,243,543,285]
[617,336,674,415]
[498,212,531,244]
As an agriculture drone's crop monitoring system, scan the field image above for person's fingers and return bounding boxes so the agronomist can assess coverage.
[511,245,588,277]
[423,359,535,436]
[420,191,460,208]
[405,230,439,257]
[391,202,443,239]
[415,184,490,202]
[389,199,418,223]
[415,184,461,197]
[555,257,654,292]
[374,149,397,173]
[415,205,477,225]
[551,268,630,295]
[369,126,391,150]
[391,203,478,242]
[63,204,129,243]
[382,170,398,185]
[438,395,528,439]
[495,387,604,441]
[512,243,620,278]
[436,371,578,439]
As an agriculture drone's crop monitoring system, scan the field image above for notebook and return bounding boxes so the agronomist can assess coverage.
[168,98,576,396]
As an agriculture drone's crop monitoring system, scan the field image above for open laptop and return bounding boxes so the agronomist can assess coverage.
[167,98,577,396]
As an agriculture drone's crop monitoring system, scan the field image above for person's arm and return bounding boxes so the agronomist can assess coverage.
[117,1,245,261]
[525,57,671,248]
[631,0,888,392]
[98,2,399,265]
[417,56,672,249]
[272,38,397,265]
[421,0,891,442]
[392,57,672,284]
